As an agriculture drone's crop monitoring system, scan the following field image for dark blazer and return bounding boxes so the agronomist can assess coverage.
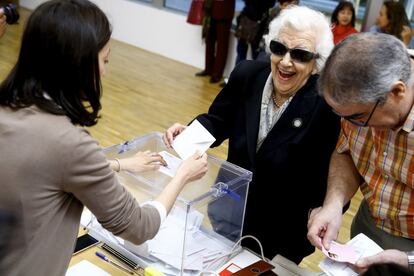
[196,60,340,263]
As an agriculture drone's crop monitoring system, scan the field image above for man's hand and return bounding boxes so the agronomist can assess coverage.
[307,204,343,250]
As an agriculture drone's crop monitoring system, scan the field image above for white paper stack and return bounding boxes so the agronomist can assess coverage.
[319,233,383,276]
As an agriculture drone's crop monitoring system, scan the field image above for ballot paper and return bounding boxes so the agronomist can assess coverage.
[319,233,383,276]
[172,119,215,160]
[66,260,110,276]
[147,207,231,271]
[82,207,232,274]
[321,240,358,264]
[158,151,183,177]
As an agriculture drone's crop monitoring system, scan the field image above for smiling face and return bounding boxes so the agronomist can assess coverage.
[337,7,353,27]
[270,27,317,96]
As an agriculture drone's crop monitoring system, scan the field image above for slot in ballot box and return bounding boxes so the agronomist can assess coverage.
[85,132,252,275]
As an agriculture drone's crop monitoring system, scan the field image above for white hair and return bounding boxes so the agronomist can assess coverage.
[264,5,334,74]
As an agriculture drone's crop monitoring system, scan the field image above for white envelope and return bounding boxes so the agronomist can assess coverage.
[66,260,110,276]
[172,119,216,160]
[157,151,183,178]
[319,233,383,276]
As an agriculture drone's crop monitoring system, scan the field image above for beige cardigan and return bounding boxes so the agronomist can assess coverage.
[0,106,160,276]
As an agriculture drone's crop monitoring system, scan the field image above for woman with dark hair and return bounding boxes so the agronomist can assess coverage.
[0,0,208,275]
[370,1,412,46]
[331,1,357,45]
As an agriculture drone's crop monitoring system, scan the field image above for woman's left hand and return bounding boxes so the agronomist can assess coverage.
[119,150,165,173]
[353,249,408,274]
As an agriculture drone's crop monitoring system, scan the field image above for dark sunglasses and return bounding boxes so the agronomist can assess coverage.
[269,40,319,63]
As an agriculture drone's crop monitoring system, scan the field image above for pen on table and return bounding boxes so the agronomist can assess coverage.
[95,251,134,274]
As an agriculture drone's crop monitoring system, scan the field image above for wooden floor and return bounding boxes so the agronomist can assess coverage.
[0,8,363,273]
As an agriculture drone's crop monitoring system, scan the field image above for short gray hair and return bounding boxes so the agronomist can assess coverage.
[319,32,411,104]
[264,5,333,74]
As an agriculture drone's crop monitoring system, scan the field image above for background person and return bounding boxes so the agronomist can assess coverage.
[0,0,208,274]
[307,32,414,271]
[267,0,299,22]
[164,6,340,263]
[234,0,276,65]
[370,1,412,46]
[331,1,357,45]
[255,0,299,62]
[196,0,235,84]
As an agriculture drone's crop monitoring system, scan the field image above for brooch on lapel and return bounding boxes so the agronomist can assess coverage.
[292,118,303,128]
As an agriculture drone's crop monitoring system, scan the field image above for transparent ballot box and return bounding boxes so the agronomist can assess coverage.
[86,132,252,275]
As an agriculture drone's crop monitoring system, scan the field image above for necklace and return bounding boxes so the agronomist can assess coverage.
[272,91,295,108]
[272,92,284,108]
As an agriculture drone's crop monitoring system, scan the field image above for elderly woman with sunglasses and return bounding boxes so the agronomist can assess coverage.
[163,6,340,263]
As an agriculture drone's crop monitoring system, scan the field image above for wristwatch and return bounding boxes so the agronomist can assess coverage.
[407,251,414,271]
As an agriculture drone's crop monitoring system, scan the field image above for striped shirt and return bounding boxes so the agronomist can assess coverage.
[336,104,414,239]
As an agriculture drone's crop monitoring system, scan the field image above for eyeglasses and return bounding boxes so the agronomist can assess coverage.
[335,99,380,127]
[269,40,319,63]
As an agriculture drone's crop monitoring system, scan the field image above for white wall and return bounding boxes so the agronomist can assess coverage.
[20,0,237,77]
[20,0,45,8]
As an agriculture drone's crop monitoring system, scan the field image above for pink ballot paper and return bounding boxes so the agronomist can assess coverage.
[321,240,359,264]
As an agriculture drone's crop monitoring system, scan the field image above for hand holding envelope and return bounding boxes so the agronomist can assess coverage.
[157,120,215,177]
[172,119,216,160]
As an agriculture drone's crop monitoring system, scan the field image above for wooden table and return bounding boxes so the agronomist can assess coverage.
[69,228,142,275]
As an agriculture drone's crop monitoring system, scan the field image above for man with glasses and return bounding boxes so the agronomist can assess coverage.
[307,32,414,272]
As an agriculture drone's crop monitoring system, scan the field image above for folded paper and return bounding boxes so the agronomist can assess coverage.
[172,120,215,160]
